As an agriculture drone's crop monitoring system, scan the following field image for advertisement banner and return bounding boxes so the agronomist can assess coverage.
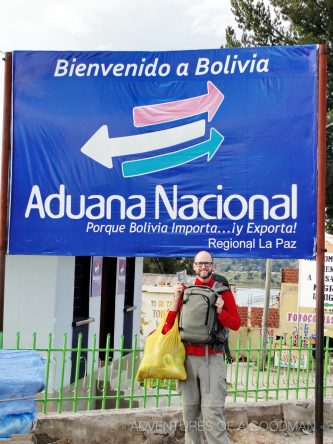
[287,311,333,325]
[274,350,308,370]
[9,46,318,257]
[298,255,333,308]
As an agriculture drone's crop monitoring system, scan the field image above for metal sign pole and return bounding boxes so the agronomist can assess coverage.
[315,43,327,444]
[0,52,12,332]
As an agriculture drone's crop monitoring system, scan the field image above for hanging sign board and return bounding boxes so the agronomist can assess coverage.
[298,255,333,308]
[9,46,318,257]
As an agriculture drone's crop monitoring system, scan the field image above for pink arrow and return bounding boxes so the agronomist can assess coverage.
[133,81,224,127]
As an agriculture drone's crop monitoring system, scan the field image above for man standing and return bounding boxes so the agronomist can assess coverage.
[163,251,240,444]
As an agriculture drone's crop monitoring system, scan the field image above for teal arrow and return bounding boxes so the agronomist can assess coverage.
[122,128,224,178]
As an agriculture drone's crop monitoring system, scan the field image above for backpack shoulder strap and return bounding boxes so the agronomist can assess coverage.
[212,272,229,287]
[212,281,229,294]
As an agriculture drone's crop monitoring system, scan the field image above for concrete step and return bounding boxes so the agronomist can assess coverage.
[95,385,139,409]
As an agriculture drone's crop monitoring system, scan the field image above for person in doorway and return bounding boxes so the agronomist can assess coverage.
[162,251,240,444]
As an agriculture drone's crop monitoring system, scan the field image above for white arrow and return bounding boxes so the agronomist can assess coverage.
[81,120,206,168]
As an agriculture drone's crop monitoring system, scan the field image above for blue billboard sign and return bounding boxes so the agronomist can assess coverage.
[9,46,318,258]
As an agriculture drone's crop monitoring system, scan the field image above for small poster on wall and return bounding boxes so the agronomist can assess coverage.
[91,256,103,297]
[298,254,333,308]
[117,258,126,296]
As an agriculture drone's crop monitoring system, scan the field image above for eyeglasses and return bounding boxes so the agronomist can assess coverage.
[194,262,213,267]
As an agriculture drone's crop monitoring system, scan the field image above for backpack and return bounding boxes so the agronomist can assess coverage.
[178,281,229,346]
[212,272,229,287]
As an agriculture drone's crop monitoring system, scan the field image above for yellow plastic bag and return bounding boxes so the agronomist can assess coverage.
[136,315,186,381]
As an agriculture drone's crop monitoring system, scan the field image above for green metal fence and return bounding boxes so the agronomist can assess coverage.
[1,332,332,414]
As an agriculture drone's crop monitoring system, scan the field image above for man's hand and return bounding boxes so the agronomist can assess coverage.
[174,283,183,301]
[169,283,184,311]
[215,296,224,314]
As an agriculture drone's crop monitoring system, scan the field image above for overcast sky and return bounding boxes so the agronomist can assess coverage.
[0,0,235,52]
[0,0,237,136]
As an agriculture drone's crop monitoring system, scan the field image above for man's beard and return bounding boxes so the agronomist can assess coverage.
[197,269,213,279]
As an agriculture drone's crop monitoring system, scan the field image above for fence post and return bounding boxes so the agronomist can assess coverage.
[58,333,68,414]
[42,333,53,414]
[129,335,138,408]
[87,334,97,411]
[233,335,241,401]
[115,336,125,409]
[244,335,251,402]
[73,333,83,413]
[254,336,262,401]
[101,334,111,410]
[275,337,283,400]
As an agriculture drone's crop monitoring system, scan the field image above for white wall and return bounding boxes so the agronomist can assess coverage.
[4,255,75,348]
[133,257,143,340]
[3,254,142,382]
[54,257,76,349]
[88,294,101,348]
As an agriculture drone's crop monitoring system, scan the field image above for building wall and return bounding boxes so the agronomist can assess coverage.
[251,307,279,328]
[88,290,102,347]
[4,256,143,350]
[275,282,302,344]
[237,306,248,327]
[4,255,75,349]
[281,268,299,284]
[277,274,317,346]
[133,257,143,339]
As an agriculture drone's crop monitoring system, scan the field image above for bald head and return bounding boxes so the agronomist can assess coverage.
[193,251,214,282]
[193,251,213,263]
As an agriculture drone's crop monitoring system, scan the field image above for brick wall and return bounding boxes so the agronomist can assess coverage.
[281,268,299,283]
[237,306,248,327]
[250,307,279,328]
[268,307,280,328]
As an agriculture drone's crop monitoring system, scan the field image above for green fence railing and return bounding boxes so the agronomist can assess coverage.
[0,332,332,414]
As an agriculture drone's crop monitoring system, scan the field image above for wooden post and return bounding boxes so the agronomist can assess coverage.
[315,43,327,444]
[0,52,12,331]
